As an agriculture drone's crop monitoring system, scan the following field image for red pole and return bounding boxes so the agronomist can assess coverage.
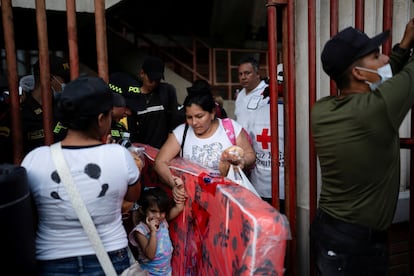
[1,0,23,164]
[94,0,109,82]
[382,0,393,55]
[66,0,80,80]
[267,0,297,275]
[355,0,364,30]
[329,0,338,96]
[35,0,53,146]
[285,0,298,274]
[266,2,280,211]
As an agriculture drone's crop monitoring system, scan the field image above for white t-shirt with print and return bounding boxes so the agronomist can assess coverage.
[21,143,139,260]
[173,118,242,175]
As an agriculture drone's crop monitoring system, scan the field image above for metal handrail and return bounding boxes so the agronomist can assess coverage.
[110,18,270,99]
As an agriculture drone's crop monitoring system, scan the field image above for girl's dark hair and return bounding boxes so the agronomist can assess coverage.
[137,187,173,220]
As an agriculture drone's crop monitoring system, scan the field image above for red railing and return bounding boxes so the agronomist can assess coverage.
[108,19,270,100]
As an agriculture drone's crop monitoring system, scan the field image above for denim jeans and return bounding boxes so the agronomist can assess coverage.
[36,247,130,275]
[310,209,388,276]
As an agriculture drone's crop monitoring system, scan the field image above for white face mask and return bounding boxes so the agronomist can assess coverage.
[356,64,393,91]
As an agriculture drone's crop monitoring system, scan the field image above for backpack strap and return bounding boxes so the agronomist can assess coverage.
[222,118,236,145]
[222,118,252,146]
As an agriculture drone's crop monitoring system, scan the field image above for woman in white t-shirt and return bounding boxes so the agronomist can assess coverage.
[154,80,255,201]
[21,76,141,275]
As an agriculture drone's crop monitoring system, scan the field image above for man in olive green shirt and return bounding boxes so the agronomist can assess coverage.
[310,19,414,275]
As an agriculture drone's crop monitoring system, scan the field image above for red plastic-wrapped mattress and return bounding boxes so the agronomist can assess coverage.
[136,143,291,276]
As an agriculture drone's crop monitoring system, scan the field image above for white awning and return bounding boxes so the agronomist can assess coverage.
[7,0,121,12]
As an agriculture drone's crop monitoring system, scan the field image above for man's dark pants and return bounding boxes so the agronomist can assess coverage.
[310,209,388,276]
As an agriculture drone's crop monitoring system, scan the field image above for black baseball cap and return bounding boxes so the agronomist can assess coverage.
[321,26,389,81]
[112,92,126,107]
[58,76,113,117]
[109,72,141,96]
[142,56,165,81]
[33,54,71,83]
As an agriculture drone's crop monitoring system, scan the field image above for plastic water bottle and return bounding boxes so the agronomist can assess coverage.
[118,132,132,148]
[118,132,145,169]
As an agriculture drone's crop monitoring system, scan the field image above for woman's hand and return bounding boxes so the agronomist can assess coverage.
[172,176,187,203]
[221,145,245,165]
[219,145,245,175]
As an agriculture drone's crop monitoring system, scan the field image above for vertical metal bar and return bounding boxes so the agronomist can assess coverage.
[267,1,297,275]
[382,0,393,55]
[227,49,232,99]
[66,0,79,80]
[308,0,317,221]
[94,0,108,82]
[35,0,53,146]
[329,0,338,96]
[266,2,280,211]
[308,0,317,275]
[212,49,217,88]
[285,0,297,274]
[355,0,364,30]
[1,0,23,164]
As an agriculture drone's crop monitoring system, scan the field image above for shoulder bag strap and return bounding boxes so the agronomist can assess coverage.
[50,142,117,276]
[181,123,189,157]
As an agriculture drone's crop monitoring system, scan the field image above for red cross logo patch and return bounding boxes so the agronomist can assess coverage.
[256,128,271,149]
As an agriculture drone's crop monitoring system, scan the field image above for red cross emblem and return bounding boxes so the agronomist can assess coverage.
[256,128,271,149]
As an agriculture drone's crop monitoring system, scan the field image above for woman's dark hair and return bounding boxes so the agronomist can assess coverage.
[57,108,111,133]
[183,80,216,113]
[137,187,173,221]
[55,75,113,138]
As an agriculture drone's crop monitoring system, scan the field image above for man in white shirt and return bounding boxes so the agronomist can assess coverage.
[234,55,268,129]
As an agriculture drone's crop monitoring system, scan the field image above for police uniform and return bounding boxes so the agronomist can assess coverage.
[20,93,66,154]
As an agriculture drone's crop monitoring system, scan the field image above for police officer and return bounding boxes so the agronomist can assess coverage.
[20,55,70,154]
